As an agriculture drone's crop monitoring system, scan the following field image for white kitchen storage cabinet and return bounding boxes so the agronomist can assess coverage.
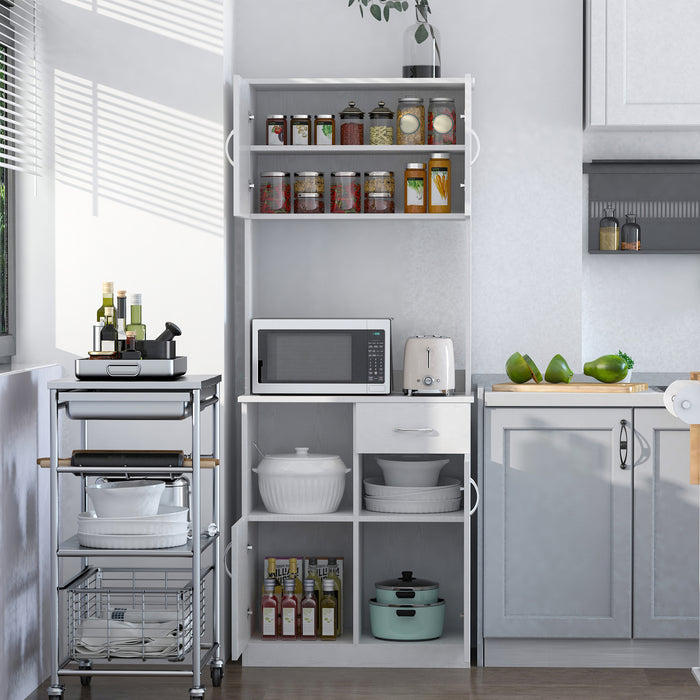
[46,376,222,700]
[586,0,700,128]
[480,405,698,667]
[232,394,475,668]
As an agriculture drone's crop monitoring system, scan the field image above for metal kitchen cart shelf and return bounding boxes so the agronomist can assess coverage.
[46,375,222,700]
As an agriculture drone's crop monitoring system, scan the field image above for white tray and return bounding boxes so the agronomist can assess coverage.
[77,506,189,535]
[363,477,462,499]
[364,495,462,514]
[77,530,190,549]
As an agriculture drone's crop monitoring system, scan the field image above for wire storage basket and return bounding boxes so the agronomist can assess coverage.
[67,568,206,662]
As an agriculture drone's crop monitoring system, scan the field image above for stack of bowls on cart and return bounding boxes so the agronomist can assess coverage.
[79,479,190,548]
[364,455,462,513]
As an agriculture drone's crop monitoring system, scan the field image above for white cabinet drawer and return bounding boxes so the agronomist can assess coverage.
[355,403,470,454]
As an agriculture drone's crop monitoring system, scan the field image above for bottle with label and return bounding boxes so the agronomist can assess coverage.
[599,205,620,251]
[115,289,127,347]
[306,557,323,614]
[288,557,303,633]
[621,213,641,251]
[261,557,283,604]
[320,578,337,641]
[404,162,426,213]
[300,578,317,640]
[100,307,118,353]
[281,578,298,640]
[265,115,287,146]
[327,557,342,637]
[314,115,335,145]
[96,281,114,322]
[126,293,147,341]
[427,153,451,213]
[261,578,279,639]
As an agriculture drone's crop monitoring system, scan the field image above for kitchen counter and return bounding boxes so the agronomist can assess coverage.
[475,372,684,408]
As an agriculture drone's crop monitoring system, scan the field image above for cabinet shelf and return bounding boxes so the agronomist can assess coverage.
[251,145,467,155]
[358,511,465,523]
[250,213,468,221]
[57,533,218,558]
[247,509,354,522]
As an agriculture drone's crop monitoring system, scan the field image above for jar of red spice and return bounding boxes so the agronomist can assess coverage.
[266,115,287,145]
[428,98,456,145]
[339,101,364,145]
[260,172,290,213]
[330,171,361,213]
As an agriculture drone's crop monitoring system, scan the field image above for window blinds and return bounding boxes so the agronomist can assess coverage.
[0,0,37,173]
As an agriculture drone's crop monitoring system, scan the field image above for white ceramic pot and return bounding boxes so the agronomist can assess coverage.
[87,479,165,518]
[253,447,349,514]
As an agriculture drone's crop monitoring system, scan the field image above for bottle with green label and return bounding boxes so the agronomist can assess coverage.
[96,281,114,322]
[327,557,342,637]
[320,578,337,641]
[126,293,146,341]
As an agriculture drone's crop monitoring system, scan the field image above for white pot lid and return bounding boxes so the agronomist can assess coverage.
[256,447,347,476]
[265,447,338,461]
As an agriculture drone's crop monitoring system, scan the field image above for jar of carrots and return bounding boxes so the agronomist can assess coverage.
[427,153,451,213]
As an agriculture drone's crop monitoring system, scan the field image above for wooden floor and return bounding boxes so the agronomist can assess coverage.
[26,663,700,700]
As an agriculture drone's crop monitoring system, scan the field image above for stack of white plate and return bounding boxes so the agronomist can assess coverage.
[77,505,190,549]
[363,477,463,514]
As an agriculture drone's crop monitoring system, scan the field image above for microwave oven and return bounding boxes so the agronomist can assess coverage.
[252,318,391,395]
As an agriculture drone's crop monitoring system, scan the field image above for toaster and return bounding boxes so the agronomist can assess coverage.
[402,336,455,396]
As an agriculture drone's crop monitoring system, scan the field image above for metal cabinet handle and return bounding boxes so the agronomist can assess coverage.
[393,427,434,433]
[469,477,480,515]
[224,129,235,167]
[619,419,629,470]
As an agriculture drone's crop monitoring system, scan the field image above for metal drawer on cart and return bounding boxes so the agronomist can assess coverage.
[355,402,470,454]
[60,392,193,420]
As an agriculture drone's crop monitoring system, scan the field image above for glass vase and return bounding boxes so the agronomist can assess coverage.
[402,2,441,78]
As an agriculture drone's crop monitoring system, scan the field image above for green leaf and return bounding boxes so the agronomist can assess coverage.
[414,22,429,43]
[361,0,369,6]
[402,1,409,9]
[370,3,382,20]
[383,4,390,20]
[348,0,355,5]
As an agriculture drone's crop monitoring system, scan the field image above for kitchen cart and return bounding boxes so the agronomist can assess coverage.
[45,375,222,699]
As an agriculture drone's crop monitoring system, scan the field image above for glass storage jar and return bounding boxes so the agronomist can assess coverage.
[266,115,287,146]
[364,171,394,210]
[294,192,324,214]
[369,100,394,145]
[314,114,336,145]
[428,97,456,145]
[260,171,291,213]
[330,171,361,213]
[397,97,424,145]
[621,213,640,251]
[290,114,311,145]
[294,171,324,196]
[599,205,620,251]
[404,162,426,213]
[427,153,450,213]
[365,192,394,214]
[339,101,364,145]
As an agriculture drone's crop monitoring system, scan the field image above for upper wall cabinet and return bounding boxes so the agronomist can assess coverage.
[587,0,700,128]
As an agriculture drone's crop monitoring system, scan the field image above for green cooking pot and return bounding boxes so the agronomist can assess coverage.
[368,598,445,641]
[375,570,439,605]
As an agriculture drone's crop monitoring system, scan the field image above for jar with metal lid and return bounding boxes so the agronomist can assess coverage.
[294,192,324,214]
[365,192,394,214]
[290,114,311,145]
[314,114,336,145]
[427,153,450,213]
[266,115,287,146]
[330,171,361,213]
[404,162,426,213]
[397,97,424,145]
[339,101,364,145]
[294,171,324,196]
[369,100,394,145]
[259,171,291,213]
[364,171,394,210]
[428,97,457,145]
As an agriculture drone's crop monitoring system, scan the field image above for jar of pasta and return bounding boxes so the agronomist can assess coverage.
[290,114,311,145]
[397,97,424,145]
[428,97,456,145]
[339,101,364,145]
[427,153,450,213]
[314,114,336,145]
[365,192,394,214]
[294,171,324,196]
[294,192,324,213]
[368,101,394,145]
[330,171,361,213]
[404,162,426,213]
[266,115,287,145]
[260,172,291,213]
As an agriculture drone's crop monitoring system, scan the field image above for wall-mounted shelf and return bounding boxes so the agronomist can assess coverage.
[584,161,700,253]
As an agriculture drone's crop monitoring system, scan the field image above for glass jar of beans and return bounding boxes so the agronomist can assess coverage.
[339,101,364,145]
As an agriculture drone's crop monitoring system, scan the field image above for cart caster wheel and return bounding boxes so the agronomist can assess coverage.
[47,684,64,699]
[80,675,92,686]
[211,666,223,686]
[189,687,205,699]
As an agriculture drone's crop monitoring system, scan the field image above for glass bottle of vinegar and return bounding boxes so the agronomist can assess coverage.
[320,578,337,641]
[599,205,620,251]
[300,578,317,640]
[261,578,279,639]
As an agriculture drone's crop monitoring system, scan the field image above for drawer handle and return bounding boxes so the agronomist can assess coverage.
[469,477,480,516]
[393,427,434,433]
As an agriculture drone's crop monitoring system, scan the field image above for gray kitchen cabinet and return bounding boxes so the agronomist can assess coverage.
[483,407,633,638]
[633,408,697,638]
[587,0,700,128]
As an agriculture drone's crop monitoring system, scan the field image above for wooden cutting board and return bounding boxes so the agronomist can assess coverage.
[492,381,649,393]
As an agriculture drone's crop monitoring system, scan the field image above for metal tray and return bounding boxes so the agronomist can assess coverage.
[75,356,187,380]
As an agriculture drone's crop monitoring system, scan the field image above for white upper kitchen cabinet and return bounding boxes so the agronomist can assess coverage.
[587,0,700,128]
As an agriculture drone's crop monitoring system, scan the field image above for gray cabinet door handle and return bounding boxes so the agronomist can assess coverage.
[393,427,434,432]
[619,419,629,470]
